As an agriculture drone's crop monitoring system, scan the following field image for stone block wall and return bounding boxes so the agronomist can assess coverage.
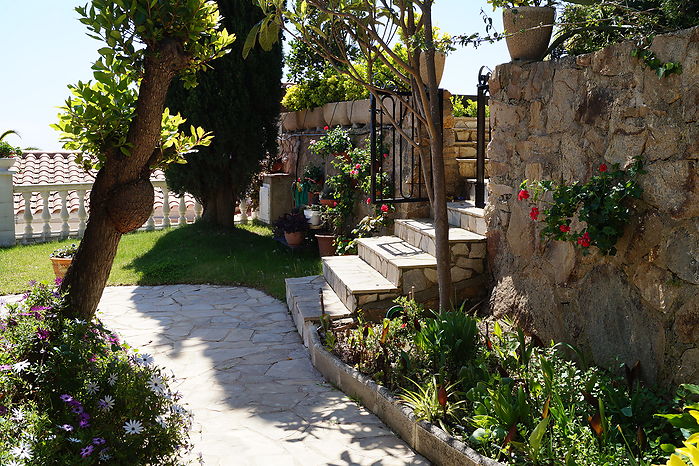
[485,26,699,385]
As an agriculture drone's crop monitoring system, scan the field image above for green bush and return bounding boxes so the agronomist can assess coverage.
[451,97,490,118]
[0,283,192,464]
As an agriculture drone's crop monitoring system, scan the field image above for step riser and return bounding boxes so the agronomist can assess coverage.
[395,221,487,260]
[448,209,487,235]
[322,260,398,312]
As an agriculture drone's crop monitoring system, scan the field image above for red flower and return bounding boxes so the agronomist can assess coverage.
[323,125,329,131]
[355,163,361,170]
[381,204,389,213]
[577,232,591,247]
[518,189,530,201]
[383,153,388,158]
[366,198,371,205]
[332,201,338,207]
[559,224,571,233]
[599,163,608,172]
[529,207,539,220]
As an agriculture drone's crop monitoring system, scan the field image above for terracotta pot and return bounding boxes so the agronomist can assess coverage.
[316,234,336,257]
[320,199,336,207]
[50,257,72,279]
[281,112,298,132]
[284,231,305,247]
[347,99,371,127]
[418,51,446,87]
[503,7,555,61]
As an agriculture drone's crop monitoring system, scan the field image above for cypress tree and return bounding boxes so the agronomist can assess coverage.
[165,0,283,226]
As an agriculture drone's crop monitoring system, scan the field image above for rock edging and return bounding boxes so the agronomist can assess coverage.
[301,321,505,466]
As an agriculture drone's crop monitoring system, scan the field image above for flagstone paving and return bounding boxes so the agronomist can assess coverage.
[95,285,428,466]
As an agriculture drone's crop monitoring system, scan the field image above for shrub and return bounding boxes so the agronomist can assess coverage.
[451,97,490,118]
[0,283,192,464]
[0,141,22,159]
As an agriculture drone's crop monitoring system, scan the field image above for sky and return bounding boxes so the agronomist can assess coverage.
[0,1,510,152]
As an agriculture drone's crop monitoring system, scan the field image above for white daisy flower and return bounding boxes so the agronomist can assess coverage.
[123,419,143,435]
[107,373,118,386]
[13,360,30,372]
[171,404,186,415]
[136,353,154,366]
[155,415,167,427]
[99,449,112,461]
[68,437,81,443]
[7,460,22,466]
[86,381,100,394]
[10,442,32,459]
[11,407,24,421]
[98,395,115,412]
[147,375,166,394]
[74,319,86,325]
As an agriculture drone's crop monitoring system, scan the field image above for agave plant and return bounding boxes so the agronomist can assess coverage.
[0,129,20,141]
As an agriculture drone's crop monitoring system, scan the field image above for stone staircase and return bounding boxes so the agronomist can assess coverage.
[286,200,488,332]
[452,117,490,201]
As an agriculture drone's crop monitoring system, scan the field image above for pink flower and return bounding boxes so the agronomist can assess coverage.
[36,328,50,340]
[354,163,361,170]
[382,153,388,158]
[381,204,389,213]
[529,207,539,220]
[366,198,371,205]
[332,201,338,207]
[559,224,571,233]
[599,163,608,172]
[518,189,529,201]
[349,169,358,175]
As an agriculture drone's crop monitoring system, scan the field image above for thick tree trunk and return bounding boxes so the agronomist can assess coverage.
[423,11,453,311]
[201,183,236,227]
[61,39,187,319]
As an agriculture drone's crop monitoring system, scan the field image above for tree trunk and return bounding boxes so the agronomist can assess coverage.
[201,183,236,227]
[423,10,453,311]
[61,39,186,319]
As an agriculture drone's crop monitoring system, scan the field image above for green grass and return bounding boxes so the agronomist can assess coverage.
[0,223,322,300]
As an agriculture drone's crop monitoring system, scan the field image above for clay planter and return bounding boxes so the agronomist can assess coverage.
[295,109,309,129]
[335,101,352,126]
[322,102,349,127]
[418,51,446,86]
[320,199,336,207]
[306,107,325,129]
[316,234,336,257]
[347,99,371,127]
[503,7,555,61]
[50,257,72,279]
[284,231,305,247]
[0,158,16,171]
[281,112,298,132]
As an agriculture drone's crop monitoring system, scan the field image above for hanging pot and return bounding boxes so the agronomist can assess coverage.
[418,51,446,87]
[316,234,336,257]
[503,7,556,61]
[281,112,298,132]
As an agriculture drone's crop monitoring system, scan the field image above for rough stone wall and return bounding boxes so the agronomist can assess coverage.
[485,26,699,385]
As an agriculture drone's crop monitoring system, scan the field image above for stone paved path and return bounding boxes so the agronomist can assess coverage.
[96,285,428,466]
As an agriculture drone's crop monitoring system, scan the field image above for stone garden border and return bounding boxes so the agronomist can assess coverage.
[299,320,505,466]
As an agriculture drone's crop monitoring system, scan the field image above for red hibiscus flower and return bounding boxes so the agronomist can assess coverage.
[599,163,608,172]
[529,207,539,220]
[518,189,530,201]
[559,224,571,233]
[577,232,591,247]
[381,204,389,213]
[323,125,329,131]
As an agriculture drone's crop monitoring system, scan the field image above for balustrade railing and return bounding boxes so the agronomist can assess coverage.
[13,180,202,244]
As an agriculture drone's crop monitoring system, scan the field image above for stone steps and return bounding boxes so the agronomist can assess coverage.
[457,158,490,179]
[395,218,485,256]
[322,255,399,313]
[356,236,437,294]
[447,201,487,235]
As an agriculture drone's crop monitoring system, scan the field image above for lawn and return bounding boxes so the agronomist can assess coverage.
[0,222,322,300]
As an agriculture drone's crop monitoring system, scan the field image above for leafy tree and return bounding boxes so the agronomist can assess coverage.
[52,0,234,318]
[164,0,283,227]
[247,0,456,309]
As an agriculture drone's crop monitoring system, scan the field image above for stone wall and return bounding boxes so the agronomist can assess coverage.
[485,26,699,385]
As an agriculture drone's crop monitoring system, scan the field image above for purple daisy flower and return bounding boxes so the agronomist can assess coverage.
[60,424,74,432]
[37,328,51,340]
[80,445,94,457]
[60,394,73,403]
[79,419,90,428]
[92,437,106,446]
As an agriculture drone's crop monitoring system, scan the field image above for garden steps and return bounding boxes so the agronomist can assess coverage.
[456,158,490,179]
[322,255,399,314]
[447,201,487,235]
[395,218,485,257]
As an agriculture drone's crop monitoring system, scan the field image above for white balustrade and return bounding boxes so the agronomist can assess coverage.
[12,180,197,244]
[194,200,202,220]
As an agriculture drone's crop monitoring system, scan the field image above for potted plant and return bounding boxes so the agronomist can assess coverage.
[489,0,557,61]
[316,206,341,257]
[303,164,324,204]
[417,30,456,87]
[274,211,309,247]
[309,126,352,160]
[50,244,78,279]
[0,131,22,170]
[309,205,322,227]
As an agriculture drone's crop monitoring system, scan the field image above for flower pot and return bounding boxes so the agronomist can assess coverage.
[347,99,371,127]
[50,257,72,279]
[335,101,352,126]
[419,51,446,87]
[281,112,298,132]
[284,231,305,247]
[316,234,336,257]
[295,109,309,129]
[503,7,555,61]
[306,107,325,129]
[320,199,336,207]
[310,211,322,226]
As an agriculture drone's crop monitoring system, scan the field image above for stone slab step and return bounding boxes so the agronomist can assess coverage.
[457,158,490,179]
[285,275,353,345]
[395,218,485,256]
[322,255,399,313]
[356,236,437,291]
[447,201,487,235]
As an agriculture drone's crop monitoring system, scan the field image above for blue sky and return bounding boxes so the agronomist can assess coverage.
[0,1,510,151]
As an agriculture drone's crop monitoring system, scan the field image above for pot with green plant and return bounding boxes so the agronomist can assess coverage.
[0,132,22,170]
[310,126,352,160]
[274,210,309,247]
[303,164,324,204]
[417,31,455,86]
[50,243,78,279]
[489,0,557,61]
